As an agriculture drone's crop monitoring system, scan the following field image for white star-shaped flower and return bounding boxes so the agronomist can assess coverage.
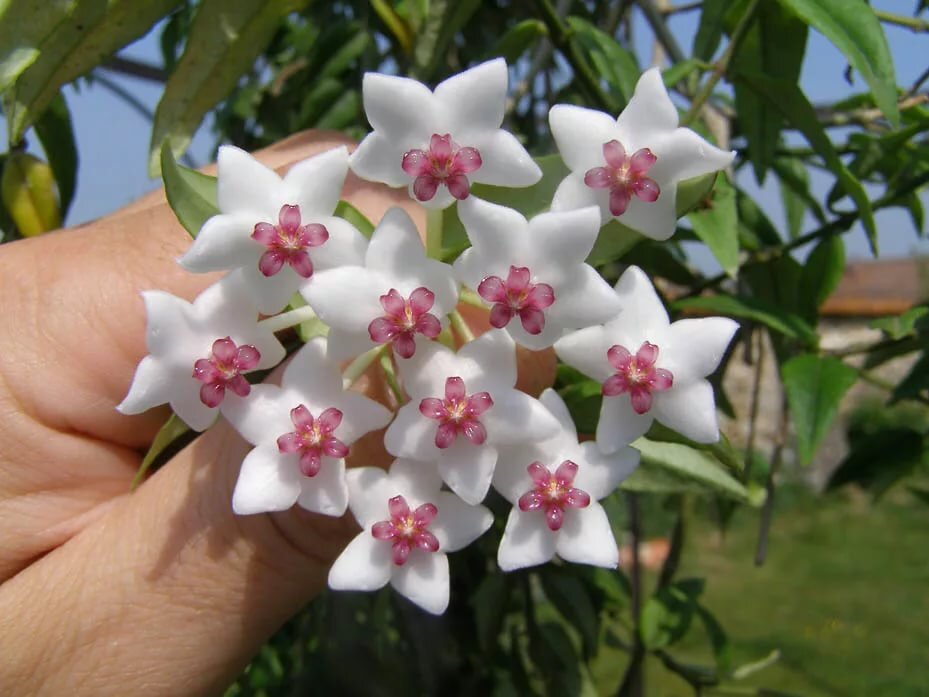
[178,145,368,314]
[328,459,493,615]
[221,338,393,516]
[349,58,542,209]
[555,266,738,452]
[301,207,458,361]
[384,329,560,505]
[454,196,621,350]
[493,389,639,571]
[117,275,286,431]
[549,67,735,240]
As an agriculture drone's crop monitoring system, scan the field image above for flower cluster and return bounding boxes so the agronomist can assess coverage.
[119,59,737,615]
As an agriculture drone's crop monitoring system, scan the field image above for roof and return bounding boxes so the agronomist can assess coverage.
[821,257,929,317]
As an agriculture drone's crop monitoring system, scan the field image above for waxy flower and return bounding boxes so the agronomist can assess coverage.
[179,145,367,314]
[555,266,738,452]
[494,389,640,571]
[350,58,542,209]
[302,207,458,360]
[118,275,285,431]
[221,338,392,516]
[329,459,493,615]
[454,197,621,349]
[549,68,735,240]
[384,330,560,504]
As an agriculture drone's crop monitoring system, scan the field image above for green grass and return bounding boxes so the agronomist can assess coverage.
[644,486,929,696]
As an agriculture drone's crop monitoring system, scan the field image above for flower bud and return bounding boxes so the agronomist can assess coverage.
[1,152,61,237]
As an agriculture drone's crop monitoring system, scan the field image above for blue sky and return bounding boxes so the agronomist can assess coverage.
[2,1,927,267]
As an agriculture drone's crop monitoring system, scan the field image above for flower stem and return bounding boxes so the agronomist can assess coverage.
[379,350,406,405]
[449,310,475,344]
[258,305,318,333]
[458,287,486,309]
[342,345,384,387]
[425,207,444,260]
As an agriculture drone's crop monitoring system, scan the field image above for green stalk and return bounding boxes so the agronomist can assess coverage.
[426,207,444,259]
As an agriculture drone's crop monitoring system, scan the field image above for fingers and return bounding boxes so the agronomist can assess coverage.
[0,420,357,697]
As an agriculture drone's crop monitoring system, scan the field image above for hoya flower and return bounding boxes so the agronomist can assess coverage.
[179,145,367,314]
[493,389,639,571]
[384,330,560,504]
[118,275,285,431]
[302,207,458,360]
[349,58,542,209]
[221,338,392,516]
[454,197,621,350]
[329,459,493,615]
[555,266,738,452]
[549,67,735,240]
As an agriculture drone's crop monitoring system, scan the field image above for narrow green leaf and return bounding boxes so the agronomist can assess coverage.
[776,0,899,126]
[486,18,547,63]
[3,0,181,141]
[688,175,738,277]
[827,427,925,497]
[774,156,826,238]
[731,650,782,680]
[695,604,732,674]
[334,199,374,238]
[800,234,845,316]
[131,413,191,489]
[869,306,928,340]
[33,91,77,218]
[892,353,929,405]
[625,439,749,501]
[566,16,638,107]
[539,568,600,658]
[646,421,744,474]
[662,59,704,89]
[470,574,508,654]
[149,0,306,175]
[693,0,728,60]
[733,73,878,253]
[160,141,218,238]
[413,0,480,80]
[673,294,817,345]
[781,354,858,465]
[0,0,75,94]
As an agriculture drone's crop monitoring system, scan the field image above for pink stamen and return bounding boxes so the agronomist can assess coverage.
[192,337,260,407]
[419,376,493,449]
[276,405,349,477]
[401,134,482,202]
[584,140,660,216]
[251,204,329,278]
[602,341,673,414]
[368,287,442,359]
[371,495,440,566]
[478,265,555,336]
[517,460,591,531]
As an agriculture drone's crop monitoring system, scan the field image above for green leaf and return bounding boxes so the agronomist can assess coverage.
[131,413,191,489]
[413,0,480,80]
[3,0,181,142]
[869,306,929,340]
[776,0,899,126]
[471,574,509,654]
[827,427,925,497]
[695,604,732,674]
[624,439,750,502]
[640,580,703,650]
[486,18,547,63]
[781,354,858,465]
[892,353,929,405]
[334,200,374,238]
[688,175,738,277]
[662,59,704,89]
[731,650,782,680]
[646,421,744,475]
[672,294,817,345]
[0,0,74,93]
[775,157,824,239]
[539,568,600,658]
[160,141,218,238]
[566,16,638,107]
[735,73,878,253]
[799,234,845,316]
[149,0,306,175]
[693,0,728,60]
[733,2,808,182]
[32,91,77,218]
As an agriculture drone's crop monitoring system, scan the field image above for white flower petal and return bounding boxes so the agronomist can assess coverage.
[554,325,614,383]
[325,327,377,362]
[117,356,173,415]
[387,458,444,503]
[597,395,653,454]
[555,504,619,568]
[649,124,736,184]
[232,442,302,514]
[384,402,441,462]
[337,391,393,445]
[502,314,567,351]
[414,184,455,210]
[241,325,286,372]
[221,383,291,446]
[301,266,388,331]
[180,214,259,273]
[485,390,560,445]
[346,466,392,527]
[328,531,394,591]
[306,216,368,272]
[283,146,349,216]
[431,491,493,552]
[612,265,671,336]
[614,67,680,146]
[237,261,304,316]
[652,380,720,443]
[438,440,498,505]
[193,272,260,326]
[497,508,557,571]
[296,458,349,516]
[472,129,542,187]
[362,72,438,140]
[458,329,517,392]
[141,291,197,356]
[216,145,283,216]
[171,379,220,432]
[660,318,738,385]
[527,206,601,279]
[394,339,458,399]
[550,169,604,217]
[549,264,623,329]
[575,441,640,500]
[390,551,450,615]
[549,104,620,172]
[364,207,424,272]
[281,338,344,401]
[435,58,507,136]
[492,447,534,505]
[607,187,679,241]
[350,132,411,187]
[538,388,577,440]
[456,196,526,268]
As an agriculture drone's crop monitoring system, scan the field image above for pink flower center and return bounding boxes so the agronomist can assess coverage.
[368,287,442,359]
[192,337,261,408]
[401,133,482,202]
[419,376,494,449]
[478,265,555,336]
[276,405,349,477]
[602,341,673,414]
[518,460,591,531]
[251,204,329,278]
[371,495,440,566]
[584,140,660,217]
